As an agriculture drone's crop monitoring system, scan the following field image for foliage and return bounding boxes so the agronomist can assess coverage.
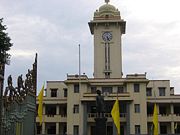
[0,18,13,64]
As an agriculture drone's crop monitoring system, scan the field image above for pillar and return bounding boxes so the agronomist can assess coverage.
[126,103,130,135]
[43,104,45,115]
[170,104,174,114]
[42,122,45,134]
[56,104,59,115]
[56,122,59,134]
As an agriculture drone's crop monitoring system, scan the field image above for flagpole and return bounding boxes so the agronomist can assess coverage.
[116,89,118,100]
[152,80,158,135]
[78,44,82,135]
[79,44,81,85]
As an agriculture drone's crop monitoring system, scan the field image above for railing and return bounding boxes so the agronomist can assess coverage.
[45,114,67,117]
[88,113,126,118]
[147,113,180,117]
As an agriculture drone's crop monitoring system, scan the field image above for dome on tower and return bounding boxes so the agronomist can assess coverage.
[99,3,116,12]
[93,2,121,20]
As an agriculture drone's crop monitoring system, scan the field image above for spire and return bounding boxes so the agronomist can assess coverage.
[105,0,109,4]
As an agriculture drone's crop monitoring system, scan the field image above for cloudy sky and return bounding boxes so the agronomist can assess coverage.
[1,0,180,94]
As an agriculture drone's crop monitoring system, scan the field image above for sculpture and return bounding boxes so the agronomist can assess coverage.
[4,75,16,102]
[96,90,105,117]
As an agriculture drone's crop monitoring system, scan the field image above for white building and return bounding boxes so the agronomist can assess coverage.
[36,1,180,135]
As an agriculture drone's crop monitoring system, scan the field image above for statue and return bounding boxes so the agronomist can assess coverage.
[17,74,24,90]
[16,74,26,101]
[4,75,16,103]
[7,75,12,87]
[95,90,107,135]
[25,69,34,92]
[96,90,105,117]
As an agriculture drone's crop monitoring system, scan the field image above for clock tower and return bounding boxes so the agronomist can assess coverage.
[89,0,126,78]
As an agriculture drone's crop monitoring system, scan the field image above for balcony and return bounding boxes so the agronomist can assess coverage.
[147,114,180,122]
[81,92,132,102]
[87,113,126,122]
[36,114,67,123]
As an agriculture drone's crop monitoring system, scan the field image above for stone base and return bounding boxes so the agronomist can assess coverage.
[95,117,107,135]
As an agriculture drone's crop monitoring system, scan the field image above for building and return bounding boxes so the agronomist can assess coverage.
[36,1,180,135]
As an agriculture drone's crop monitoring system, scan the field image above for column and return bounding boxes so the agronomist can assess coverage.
[56,104,59,115]
[42,122,45,134]
[171,104,175,134]
[43,104,45,115]
[171,122,175,134]
[126,103,130,135]
[56,122,59,134]
[170,104,174,114]
[83,103,87,135]
[113,123,117,135]
[42,104,46,134]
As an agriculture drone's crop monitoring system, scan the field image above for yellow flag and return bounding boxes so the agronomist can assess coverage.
[16,122,19,135]
[111,99,120,135]
[38,85,44,126]
[153,103,158,135]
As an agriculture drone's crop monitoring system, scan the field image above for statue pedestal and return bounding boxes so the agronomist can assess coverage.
[95,117,107,135]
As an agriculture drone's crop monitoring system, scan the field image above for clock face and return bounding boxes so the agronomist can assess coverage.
[102,32,112,42]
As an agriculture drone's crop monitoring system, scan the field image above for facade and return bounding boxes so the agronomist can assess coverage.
[36,1,180,135]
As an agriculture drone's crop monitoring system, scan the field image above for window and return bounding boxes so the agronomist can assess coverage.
[45,105,56,115]
[118,86,124,93]
[64,88,67,97]
[47,124,56,134]
[146,88,152,96]
[159,87,165,96]
[102,86,112,94]
[51,89,57,97]
[90,106,96,113]
[160,125,167,134]
[159,105,167,115]
[105,72,110,79]
[134,104,140,113]
[73,104,79,113]
[36,124,41,134]
[73,125,79,135]
[134,84,140,92]
[74,84,79,93]
[135,125,140,134]
[91,86,97,93]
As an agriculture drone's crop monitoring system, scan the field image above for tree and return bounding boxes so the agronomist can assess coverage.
[0,18,13,64]
[0,18,13,135]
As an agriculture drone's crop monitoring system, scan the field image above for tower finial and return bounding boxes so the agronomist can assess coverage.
[105,0,109,4]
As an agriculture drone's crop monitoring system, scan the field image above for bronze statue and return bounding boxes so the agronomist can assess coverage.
[96,90,105,117]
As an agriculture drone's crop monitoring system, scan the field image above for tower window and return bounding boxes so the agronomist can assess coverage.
[135,125,141,134]
[105,14,109,18]
[105,72,110,79]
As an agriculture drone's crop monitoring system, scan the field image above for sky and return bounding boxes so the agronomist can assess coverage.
[1,0,180,94]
